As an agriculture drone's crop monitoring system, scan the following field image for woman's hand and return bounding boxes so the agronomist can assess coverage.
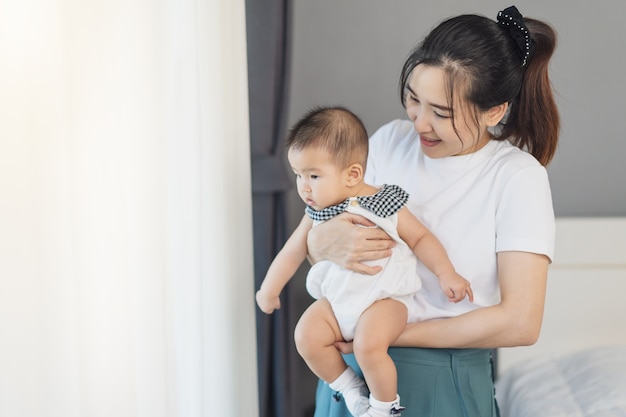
[334,341,354,354]
[307,212,395,275]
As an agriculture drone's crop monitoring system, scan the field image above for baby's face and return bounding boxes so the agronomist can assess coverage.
[287,147,349,210]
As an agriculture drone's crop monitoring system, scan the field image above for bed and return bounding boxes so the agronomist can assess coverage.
[495,217,626,417]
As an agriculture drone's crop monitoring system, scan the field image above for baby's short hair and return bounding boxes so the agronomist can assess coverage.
[286,106,368,169]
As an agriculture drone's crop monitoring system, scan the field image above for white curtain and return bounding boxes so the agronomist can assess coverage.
[0,1,258,416]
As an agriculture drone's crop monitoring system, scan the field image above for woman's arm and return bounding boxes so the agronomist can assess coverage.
[392,251,549,349]
[306,212,395,275]
[256,215,312,313]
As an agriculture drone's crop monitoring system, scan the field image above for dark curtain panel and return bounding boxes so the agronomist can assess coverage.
[245,1,298,417]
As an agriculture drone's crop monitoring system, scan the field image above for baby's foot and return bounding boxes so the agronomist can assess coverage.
[333,383,369,417]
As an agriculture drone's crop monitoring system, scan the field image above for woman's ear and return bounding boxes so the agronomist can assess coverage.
[345,163,364,186]
[484,102,509,127]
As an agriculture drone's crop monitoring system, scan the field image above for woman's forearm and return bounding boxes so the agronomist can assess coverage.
[393,303,540,349]
[394,251,549,349]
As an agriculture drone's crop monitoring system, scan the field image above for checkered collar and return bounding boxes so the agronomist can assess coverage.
[305,184,409,222]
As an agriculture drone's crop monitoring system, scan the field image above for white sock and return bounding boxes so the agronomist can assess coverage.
[329,367,369,416]
[363,394,404,417]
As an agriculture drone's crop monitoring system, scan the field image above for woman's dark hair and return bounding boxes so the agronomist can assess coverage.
[399,12,560,165]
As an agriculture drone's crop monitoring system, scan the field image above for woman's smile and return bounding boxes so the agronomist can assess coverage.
[419,135,441,147]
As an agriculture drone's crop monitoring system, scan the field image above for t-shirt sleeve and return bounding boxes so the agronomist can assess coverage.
[495,165,556,261]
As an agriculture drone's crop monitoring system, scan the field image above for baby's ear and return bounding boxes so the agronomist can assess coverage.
[346,163,364,186]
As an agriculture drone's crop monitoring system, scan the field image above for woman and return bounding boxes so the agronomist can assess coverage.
[309,6,559,417]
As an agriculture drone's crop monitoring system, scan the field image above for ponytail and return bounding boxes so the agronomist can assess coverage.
[502,18,560,166]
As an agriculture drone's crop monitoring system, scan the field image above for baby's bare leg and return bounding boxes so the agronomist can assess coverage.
[294,298,347,382]
[353,298,408,402]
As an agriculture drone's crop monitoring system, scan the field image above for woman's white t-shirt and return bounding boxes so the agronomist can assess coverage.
[365,119,555,322]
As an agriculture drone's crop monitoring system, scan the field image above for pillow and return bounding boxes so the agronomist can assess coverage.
[495,346,626,417]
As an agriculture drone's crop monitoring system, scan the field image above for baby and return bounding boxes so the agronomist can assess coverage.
[256,106,473,417]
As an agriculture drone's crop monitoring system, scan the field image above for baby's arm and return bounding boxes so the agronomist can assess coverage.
[397,207,473,303]
[256,214,313,313]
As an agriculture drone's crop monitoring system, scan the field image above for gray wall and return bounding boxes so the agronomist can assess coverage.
[283,1,626,414]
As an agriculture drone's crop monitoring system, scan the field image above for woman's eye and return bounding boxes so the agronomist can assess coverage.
[403,88,418,103]
[434,111,451,119]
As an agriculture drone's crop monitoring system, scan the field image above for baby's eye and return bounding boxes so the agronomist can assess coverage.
[310,175,319,179]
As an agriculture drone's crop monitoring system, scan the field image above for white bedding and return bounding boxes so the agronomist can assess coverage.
[495,346,626,417]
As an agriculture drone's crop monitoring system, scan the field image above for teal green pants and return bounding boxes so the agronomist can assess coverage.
[314,348,500,417]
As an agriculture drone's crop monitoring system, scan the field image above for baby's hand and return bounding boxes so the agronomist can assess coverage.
[256,290,281,314]
[438,271,474,303]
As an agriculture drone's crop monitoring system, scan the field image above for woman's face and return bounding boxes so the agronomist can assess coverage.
[404,64,491,159]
